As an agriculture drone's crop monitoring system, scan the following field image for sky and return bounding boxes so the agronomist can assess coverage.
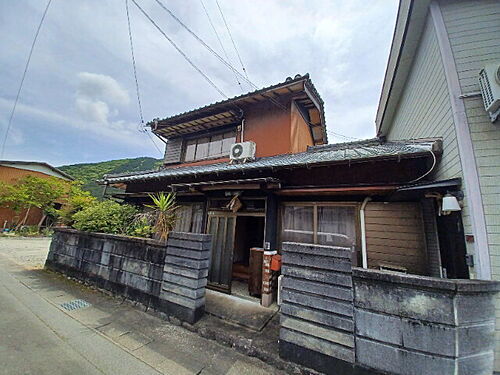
[0,0,399,166]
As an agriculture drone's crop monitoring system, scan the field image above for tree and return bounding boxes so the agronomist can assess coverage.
[57,182,96,226]
[0,176,68,228]
[145,192,178,241]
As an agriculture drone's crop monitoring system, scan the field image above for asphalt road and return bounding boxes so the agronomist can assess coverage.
[0,237,280,375]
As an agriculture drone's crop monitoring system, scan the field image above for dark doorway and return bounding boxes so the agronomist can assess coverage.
[232,216,265,298]
[437,212,470,279]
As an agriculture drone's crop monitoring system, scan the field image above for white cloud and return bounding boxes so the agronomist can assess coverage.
[76,72,129,106]
[75,72,129,124]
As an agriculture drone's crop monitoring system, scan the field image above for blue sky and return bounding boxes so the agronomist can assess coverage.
[0,0,398,166]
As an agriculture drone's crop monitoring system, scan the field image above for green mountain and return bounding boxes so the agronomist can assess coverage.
[59,157,162,198]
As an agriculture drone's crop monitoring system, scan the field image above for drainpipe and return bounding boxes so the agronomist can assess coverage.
[360,197,372,269]
[241,118,245,142]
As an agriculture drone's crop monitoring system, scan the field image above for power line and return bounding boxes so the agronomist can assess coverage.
[131,0,230,100]
[125,0,145,131]
[152,0,286,111]
[145,129,164,155]
[327,130,361,141]
[215,0,249,84]
[199,0,242,89]
[125,0,163,156]
[1,0,53,158]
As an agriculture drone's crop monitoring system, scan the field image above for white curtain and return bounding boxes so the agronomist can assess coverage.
[282,206,314,243]
[317,206,356,247]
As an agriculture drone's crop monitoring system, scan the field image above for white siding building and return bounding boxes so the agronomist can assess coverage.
[376,0,500,369]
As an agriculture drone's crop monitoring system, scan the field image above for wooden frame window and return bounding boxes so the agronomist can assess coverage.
[184,130,236,162]
[280,202,359,248]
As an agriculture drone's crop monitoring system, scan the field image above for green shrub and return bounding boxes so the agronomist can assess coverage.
[128,216,154,238]
[72,200,138,235]
[17,225,40,237]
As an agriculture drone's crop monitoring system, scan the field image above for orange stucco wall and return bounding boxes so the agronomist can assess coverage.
[0,165,65,228]
[243,101,292,158]
[290,101,314,153]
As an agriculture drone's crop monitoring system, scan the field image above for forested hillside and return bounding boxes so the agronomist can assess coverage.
[59,157,162,197]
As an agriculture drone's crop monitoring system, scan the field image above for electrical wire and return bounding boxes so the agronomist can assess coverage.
[215,0,249,83]
[1,0,53,158]
[199,0,242,89]
[407,148,437,183]
[125,0,163,156]
[125,0,145,132]
[131,0,229,100]
[152,0,286,111]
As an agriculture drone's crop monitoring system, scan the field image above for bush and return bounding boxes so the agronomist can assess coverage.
[17,225,40,237]
[72,200,138,235]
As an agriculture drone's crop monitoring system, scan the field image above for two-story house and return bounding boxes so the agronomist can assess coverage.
[374,0,500,370]
[103,73,454,308]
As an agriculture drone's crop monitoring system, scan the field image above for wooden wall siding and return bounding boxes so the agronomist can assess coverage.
[364,202,428,275]
[386,17,463,183]
[439,0,500,369]
[163,138,183,165]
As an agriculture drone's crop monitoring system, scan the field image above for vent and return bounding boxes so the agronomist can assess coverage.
[478,63,500,122]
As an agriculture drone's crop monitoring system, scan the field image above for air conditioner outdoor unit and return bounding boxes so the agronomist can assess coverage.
[230,141,256,162]
[478,63,500,122]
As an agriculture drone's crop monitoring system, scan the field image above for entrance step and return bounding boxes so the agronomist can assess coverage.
[205,289,277,331]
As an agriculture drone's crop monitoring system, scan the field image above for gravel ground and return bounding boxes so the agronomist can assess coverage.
[0,236,51,269]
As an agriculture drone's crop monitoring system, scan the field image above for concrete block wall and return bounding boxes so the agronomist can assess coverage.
[353,268,500,375]
[278,242,359,375]
[160,232,212,324]
[46,229,211,324]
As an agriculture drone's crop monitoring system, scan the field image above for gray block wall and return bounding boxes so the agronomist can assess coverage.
[279,242,359,375]
[353,267,500,375]
[46,229,211,324]
[160,232,212,324]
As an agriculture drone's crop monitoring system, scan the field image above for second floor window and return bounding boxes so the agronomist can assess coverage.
[184,130,236,162]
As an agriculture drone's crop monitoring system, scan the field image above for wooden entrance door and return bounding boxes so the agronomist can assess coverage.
[207,213,236,292]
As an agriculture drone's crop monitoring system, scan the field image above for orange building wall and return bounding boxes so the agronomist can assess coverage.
[0,165,64,228]
[243,101,292,158]
[290,101,314,153]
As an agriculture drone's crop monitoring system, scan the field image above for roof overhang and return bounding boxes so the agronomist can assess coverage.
[0,160,74,181]
[375,0,431,137]
[150,74,327,143]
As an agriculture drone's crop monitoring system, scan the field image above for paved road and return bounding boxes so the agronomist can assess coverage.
[0,237,281,375]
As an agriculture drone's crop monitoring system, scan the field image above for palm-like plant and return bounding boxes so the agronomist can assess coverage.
[145,192,178,241]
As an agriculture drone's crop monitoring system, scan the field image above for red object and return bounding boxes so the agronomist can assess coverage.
[270,254,282,271]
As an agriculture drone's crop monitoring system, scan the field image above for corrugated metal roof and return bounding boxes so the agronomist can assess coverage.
[103,140,436,184]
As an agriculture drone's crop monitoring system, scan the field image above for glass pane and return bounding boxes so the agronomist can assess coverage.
[185,140,196,162]
[281,205,314,244]
[195,137,209,160]
[222,131,236,154]
[317,206,356,247]
[208,134,223,157]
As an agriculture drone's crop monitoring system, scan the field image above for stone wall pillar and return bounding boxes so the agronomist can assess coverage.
[160,232,212,324]
[279,242,357,375]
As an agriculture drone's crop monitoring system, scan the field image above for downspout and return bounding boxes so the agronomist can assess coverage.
[241,118,245,142]
[360,197,372,269]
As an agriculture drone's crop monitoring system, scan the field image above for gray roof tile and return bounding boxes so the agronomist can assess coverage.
[103,140,436,184]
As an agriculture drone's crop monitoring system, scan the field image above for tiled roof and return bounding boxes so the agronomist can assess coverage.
[103,139,437,184]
